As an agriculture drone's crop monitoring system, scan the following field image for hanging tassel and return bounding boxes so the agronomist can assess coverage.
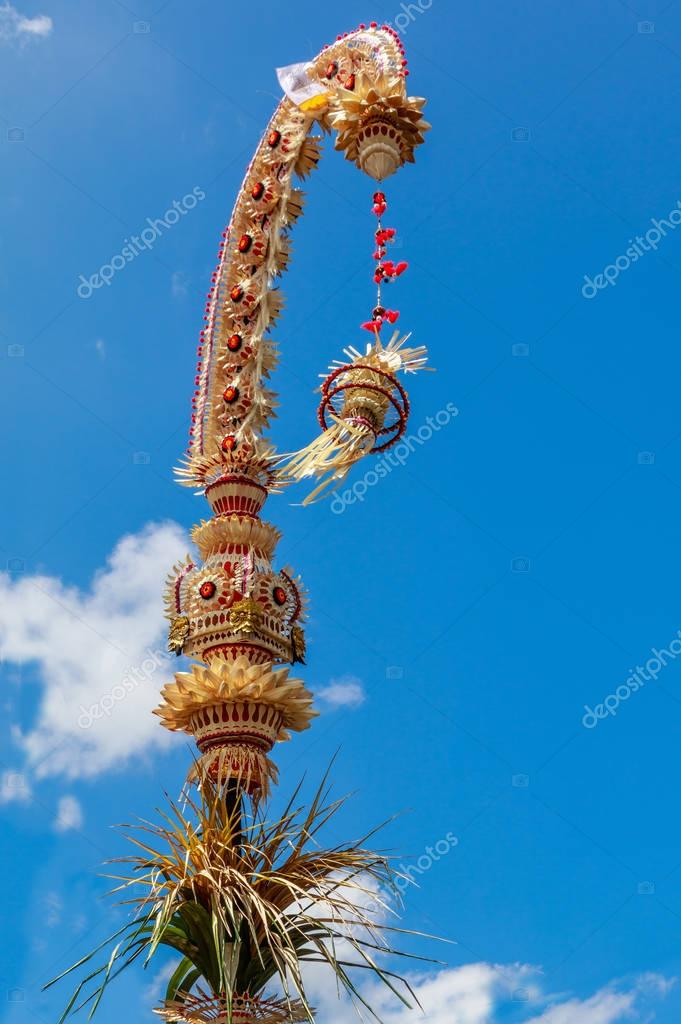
[277,413,377,504]
[190,743,278,802]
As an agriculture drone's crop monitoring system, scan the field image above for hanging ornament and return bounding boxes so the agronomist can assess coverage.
[276,189,427,504]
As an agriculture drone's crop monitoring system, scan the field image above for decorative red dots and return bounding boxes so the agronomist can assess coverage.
[221,435,237,453]
[199,581,217,600]
[223,386,239,404]
[227,334,243,352]
[273,586,287,606]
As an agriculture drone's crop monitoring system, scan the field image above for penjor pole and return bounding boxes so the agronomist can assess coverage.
[47,23,433,1024]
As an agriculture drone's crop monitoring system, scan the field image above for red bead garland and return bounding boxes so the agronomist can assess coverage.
[361,190,408,335]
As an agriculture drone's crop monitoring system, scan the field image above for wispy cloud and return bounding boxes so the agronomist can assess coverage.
[317,675,366,710]
[45,891,62,927]
[0,2,52,44]
[54,795,84,832]
[171,270,189,299]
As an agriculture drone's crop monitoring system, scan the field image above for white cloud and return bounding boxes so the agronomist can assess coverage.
[317,675,366,710]
[0,768,32,803]
[313,966,674,1024]
[312,963,535,1024]
[45,890,62,926]
[54,795,83,832]
[524,973,676,1024]
[0,2,52,43]
[0,521,186,779]
[142,962,176,1005]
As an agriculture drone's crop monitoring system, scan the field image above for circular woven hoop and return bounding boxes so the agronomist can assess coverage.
[318,364,410,454]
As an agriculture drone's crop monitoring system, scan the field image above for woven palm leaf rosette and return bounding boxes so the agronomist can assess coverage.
[155,993,308,1024]
[328,70,430,181]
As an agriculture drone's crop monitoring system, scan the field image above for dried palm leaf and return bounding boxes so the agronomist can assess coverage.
[45,772,436,1024]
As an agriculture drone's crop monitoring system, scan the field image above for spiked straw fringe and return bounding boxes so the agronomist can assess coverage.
[190,738,279,800]
[277,414,377,504]
[155,992,309,1023]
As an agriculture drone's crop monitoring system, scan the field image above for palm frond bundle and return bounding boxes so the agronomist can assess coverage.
[46,775,430,1023]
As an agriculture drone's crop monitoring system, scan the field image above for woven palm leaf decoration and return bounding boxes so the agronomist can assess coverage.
[46,22,433,1024]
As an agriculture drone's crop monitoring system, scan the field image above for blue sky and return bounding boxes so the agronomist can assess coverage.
[3,0,681,1021]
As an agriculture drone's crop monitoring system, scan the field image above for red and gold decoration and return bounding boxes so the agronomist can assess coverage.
[50,23,431,1024]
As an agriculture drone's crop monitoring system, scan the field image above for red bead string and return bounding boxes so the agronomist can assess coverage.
[361,190,409,335]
